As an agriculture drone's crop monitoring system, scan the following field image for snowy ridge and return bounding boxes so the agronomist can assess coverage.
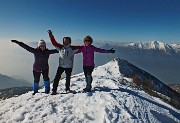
[127,41,167,50]
[117,58,180,98]
[104,41,180,54]
[124,41,177,53]
[0,59,179,123]
[171,43,180,52]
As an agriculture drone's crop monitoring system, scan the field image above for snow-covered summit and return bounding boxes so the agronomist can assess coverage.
[171,43,180,52]
[103,41,180,54]
[125,41,176,53]
[0,58,179,123]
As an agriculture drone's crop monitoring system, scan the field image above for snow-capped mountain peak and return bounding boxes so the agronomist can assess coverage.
[0,58,179,123]
[150,41,165,50]
[128,41,169,50]
[113,40,180,54]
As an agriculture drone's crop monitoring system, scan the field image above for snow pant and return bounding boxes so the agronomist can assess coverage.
[52,67,72,92]
[33,69,50,93]
[83,66,94,91]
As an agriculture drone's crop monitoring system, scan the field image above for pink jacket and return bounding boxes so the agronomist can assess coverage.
[76,45,109,66]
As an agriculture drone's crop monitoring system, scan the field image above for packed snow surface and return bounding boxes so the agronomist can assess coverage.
[0,60,179,123]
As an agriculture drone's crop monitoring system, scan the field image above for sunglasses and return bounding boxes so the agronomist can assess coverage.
[85,40,91,42]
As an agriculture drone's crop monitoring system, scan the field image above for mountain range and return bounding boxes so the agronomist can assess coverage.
[0,74,31,89]
[115,41,180,53]
[1,40,179,90]
[96,41,180,84]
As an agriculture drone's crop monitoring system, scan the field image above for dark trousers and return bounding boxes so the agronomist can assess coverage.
[33,69,50,83]
[52,67,72,92]
[33,69,50,93]
[83,66,94,91]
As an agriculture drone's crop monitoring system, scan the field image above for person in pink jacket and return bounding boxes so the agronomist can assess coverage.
[76,35,115,92]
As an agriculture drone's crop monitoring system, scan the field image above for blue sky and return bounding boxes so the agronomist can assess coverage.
[0,0,180,43]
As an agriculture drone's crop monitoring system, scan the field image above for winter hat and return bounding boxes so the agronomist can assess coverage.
[83,35,93,44]
[38,39,46,47]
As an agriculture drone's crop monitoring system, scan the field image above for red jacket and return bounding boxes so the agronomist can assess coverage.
[49,35,81,68]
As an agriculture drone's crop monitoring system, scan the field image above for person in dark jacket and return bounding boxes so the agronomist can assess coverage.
[11,39,58,95]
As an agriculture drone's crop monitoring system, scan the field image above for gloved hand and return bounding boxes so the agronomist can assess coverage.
[47,30,53,35]
[11,40,19,43]
[108,48,115,53]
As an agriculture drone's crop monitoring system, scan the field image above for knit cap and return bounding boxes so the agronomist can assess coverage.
[38,39,46,47]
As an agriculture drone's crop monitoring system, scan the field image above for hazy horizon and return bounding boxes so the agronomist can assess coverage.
[0,40,180,86]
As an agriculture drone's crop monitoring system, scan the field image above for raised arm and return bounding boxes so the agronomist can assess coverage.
[93,45,109,53]
[70,45,82,50]
[11,40,36,53]
[47,30,63,48]
[48,49,59,54]
[74,46,83,54]
[93,45,115,53]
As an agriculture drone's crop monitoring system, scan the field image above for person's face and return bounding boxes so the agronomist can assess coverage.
[84,39,91,46]
[39,45,46,51]
[63,38,70,46]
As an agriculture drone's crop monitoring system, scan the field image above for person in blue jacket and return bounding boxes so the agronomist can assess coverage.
[11,39,58,95]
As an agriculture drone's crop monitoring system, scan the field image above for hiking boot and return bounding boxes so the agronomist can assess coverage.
[51,91,57,95]
[82,88,91,93]
[32,91,38,95]
[83,88,91,92]
[85,89,91,92]
[65,88,71,92]
[45,91,49,94]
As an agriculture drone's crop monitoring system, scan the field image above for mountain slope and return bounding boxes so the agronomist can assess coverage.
[0,59,179,123]
[169,84,180,93]
[0,74,31,89]
[99,41,180,84]
[0,87,32,99]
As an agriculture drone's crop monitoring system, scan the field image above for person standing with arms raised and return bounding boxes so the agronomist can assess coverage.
[11,39,58,95]
[48,30,81,95]
[75,35,115,92]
